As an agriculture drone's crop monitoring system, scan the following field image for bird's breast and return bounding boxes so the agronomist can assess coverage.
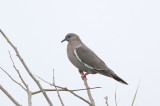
[67,43,96,73]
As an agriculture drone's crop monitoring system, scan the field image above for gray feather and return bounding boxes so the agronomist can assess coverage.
[62,33,128,85]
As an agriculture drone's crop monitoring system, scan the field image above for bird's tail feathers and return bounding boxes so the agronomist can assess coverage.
[112,74,128,85]
[93,68,128,85]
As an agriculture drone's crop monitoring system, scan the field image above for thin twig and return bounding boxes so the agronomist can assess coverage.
[35,74,94,106]
[32,88,92,105]
[104,96,109,106]
[0,67,26,91]
[67,89,92,105]
[0,84,22,106]
[34,74,66,89]
[8,51,32,106]
[52,70,65,106]
[34,74,53,86]
[0,29,53,106]
[8,51,28,89]
[32,87,101,95]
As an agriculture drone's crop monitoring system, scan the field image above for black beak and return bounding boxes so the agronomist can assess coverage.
[61,38,66,43]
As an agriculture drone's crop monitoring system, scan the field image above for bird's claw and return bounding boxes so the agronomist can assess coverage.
[81,72,89,80]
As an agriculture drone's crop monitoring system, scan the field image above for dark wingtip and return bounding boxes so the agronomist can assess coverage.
[112,74,128,85]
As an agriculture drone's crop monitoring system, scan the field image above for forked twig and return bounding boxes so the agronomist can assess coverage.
[104,96,109,106]
[34,74,96,106]
[8,51,28,89]
[0,67,26,91]
[8,51,32,106]
[0,29,53,106]
[52,70,65,106]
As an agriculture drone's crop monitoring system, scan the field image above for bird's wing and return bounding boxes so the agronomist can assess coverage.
[74,45,128,85]
[74,45,107,71]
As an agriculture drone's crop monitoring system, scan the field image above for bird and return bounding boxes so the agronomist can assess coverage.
[61,33,128,85]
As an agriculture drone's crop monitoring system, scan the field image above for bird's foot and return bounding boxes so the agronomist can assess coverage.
[81,72,90,80]
[78,70,84,75]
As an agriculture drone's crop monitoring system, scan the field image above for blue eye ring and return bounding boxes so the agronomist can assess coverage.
[68,35,71,38]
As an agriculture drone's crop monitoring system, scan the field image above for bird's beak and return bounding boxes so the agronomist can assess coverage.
[61,38,66,43]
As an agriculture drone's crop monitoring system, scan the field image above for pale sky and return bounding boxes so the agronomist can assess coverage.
[0,0,160,106]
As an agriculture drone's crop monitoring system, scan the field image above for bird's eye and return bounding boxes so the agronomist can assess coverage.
[68,35,71,38]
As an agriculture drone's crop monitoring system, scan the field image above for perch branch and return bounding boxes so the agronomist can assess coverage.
[80,71,95,106]
[83,77,95,106]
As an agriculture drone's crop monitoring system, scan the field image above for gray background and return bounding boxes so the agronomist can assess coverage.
[0,0,160,106]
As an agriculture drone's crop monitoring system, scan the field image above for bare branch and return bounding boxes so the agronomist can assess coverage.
[83,77,95,106]
[80,71,95,106]
[0,29,53,106]
[34,74,70,89]
[0,84,22,106]
[34,74,53,86]
[9,51,32,106]
[104,96,109,106]
[34,74,101,90]
[8,51,28,89]
[0,67,26,91]
[66,88,92,105]
[52,70,65,106]
[27,90,32,106]
[32,87,101,95]
[35,74,93,106]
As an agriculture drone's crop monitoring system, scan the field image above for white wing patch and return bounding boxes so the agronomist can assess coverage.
[74,45,94,70]
[84,63,94,69]
[74,48,83,63]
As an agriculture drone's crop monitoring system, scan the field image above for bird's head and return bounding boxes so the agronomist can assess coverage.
[61,33,79,43]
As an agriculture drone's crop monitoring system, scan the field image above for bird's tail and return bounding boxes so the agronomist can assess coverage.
[112,74,128,85]
[94,68,128,85]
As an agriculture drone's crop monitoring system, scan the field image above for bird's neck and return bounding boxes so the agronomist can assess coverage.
[68,38,83,49]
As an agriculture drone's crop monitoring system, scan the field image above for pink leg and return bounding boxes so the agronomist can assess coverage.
[81,72,90,79]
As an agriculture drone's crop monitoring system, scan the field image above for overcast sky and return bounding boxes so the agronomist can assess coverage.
[0,0,160,106]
